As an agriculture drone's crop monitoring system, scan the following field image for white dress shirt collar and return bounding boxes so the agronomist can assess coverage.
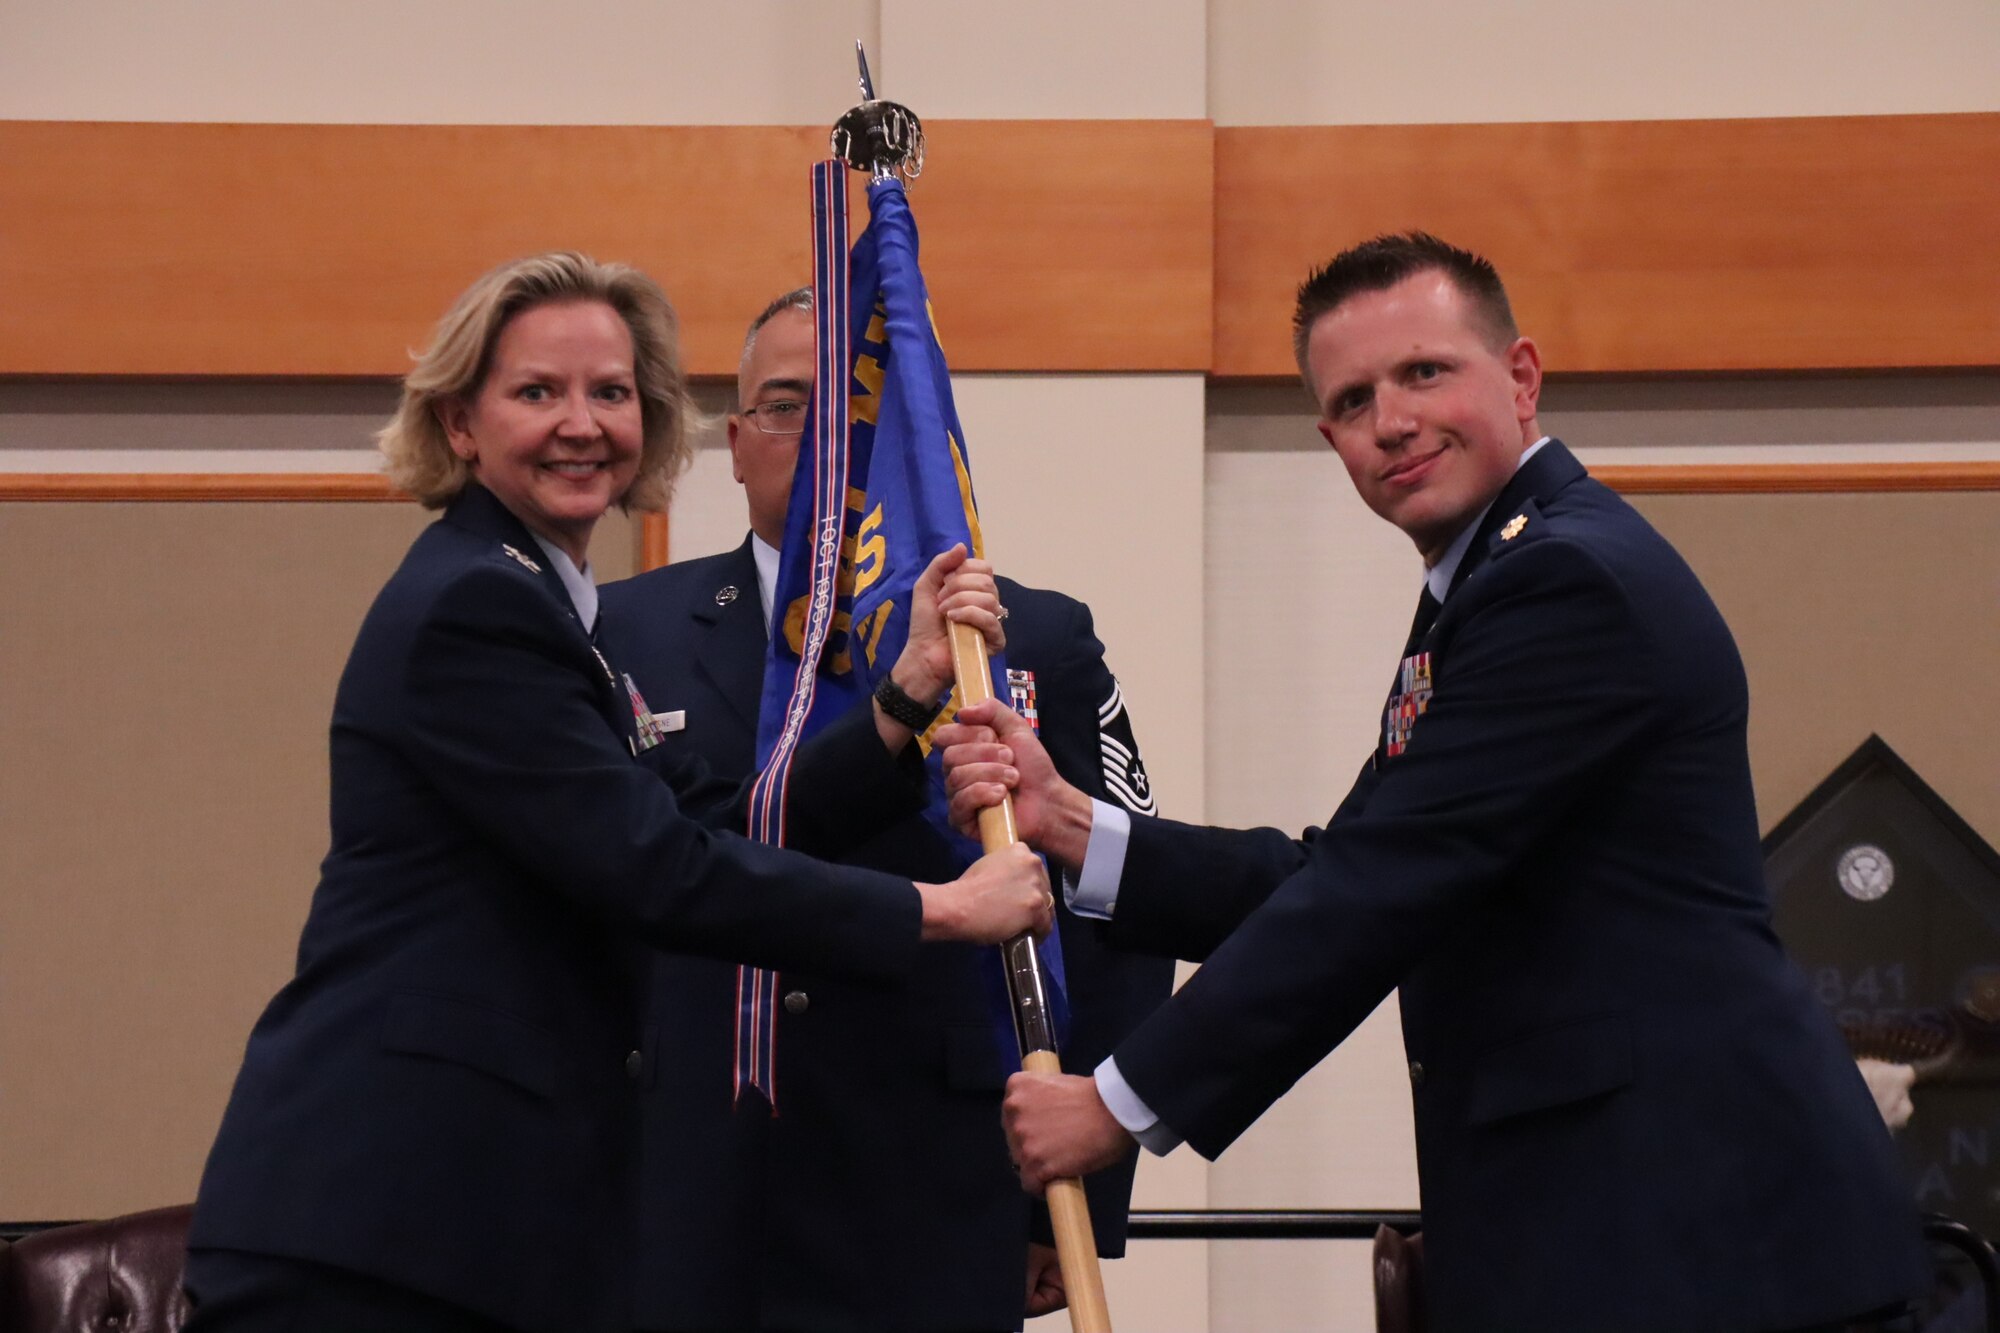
[1424,435,1551,603]
[750,534,780,637]
[527,534,597,635]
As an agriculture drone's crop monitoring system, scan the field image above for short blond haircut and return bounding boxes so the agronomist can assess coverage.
[377,252,696,511]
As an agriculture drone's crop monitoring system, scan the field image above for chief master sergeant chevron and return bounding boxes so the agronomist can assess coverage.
[942,233,1930,1331]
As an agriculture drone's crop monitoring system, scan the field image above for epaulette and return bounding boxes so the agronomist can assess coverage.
[1487,499,1549,558]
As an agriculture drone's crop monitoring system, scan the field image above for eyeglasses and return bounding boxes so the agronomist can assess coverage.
[739,400,808,435]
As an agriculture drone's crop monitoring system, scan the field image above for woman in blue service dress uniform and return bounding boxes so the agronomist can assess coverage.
[181,252,1051,1333]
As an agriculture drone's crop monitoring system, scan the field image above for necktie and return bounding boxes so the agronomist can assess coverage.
[1403,585,1443,658]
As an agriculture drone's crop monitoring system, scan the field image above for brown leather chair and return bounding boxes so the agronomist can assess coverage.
[1371,1216,2000,1333]
[1371,1222,1425,1333]
[0,1204,192,1333]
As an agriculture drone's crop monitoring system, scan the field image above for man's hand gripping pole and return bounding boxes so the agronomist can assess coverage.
[949,621,1113,1333]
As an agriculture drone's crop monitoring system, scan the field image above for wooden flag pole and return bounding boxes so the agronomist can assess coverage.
[949,619,1114,1333]
[832,41,1110,1329]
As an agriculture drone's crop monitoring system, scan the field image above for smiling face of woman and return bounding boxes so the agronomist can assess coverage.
[437,299,644,566]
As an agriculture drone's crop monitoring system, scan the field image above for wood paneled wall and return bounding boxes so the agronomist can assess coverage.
[3,113,1994,379]
[1214,115,2000,377]
[0,120,1211,378]
[6,464,1994,508]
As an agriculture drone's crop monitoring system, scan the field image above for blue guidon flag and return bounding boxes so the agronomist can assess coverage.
[735,166,1066,1106]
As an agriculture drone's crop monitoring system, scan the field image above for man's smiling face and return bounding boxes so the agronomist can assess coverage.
[1307,270,1542,564]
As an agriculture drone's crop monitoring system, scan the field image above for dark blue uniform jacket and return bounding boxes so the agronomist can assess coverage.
[599,540,1173,1331]
[189,485,930,1333]
[1107,443,1927,1331]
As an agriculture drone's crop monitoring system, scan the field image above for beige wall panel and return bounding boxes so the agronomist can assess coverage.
[0,382,397,456]
[950,375,1207,827]
[1206,1011,1415,1329]
[0,500,435,1220]
[1209,0,2000,125]
[1094,1152,1211,1333]
[968,371,1212,1330]
[1209,1237,1378,1332]
[0,1,876,124]
[884,0,1207,118]
[0,500,635,1218]
[666,443,753,565]
[1543,376,2000,463]
[1202,398,1423,1329]
[26,0,1995,131]
[1632,492,2000,845]
[663,386,745,564]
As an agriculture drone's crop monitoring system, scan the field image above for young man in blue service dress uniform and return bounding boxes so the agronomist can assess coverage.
[597,290,1173,1332]
[946,235,1931,1332]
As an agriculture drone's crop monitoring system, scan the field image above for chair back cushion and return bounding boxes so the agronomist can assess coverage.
[1,1205,192,1333]
[1372,1223,1426,1333]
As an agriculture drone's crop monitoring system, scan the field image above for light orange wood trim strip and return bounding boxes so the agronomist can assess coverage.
[5,463,1994,506]
[7,115,1991,378]
[1216,114,2000,377]
[1595,462,2000,494]
[639,513,672,572]
[0,120,1211,378]
[0,473,404,501]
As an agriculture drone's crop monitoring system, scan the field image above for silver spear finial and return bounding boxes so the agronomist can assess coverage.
[831,39,924,184]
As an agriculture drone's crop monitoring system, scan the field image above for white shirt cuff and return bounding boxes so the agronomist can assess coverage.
[1095,1055,1182,1156]
[1064,800,1130,920]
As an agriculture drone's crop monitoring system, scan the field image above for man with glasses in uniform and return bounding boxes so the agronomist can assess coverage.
[599,289,1173,1332]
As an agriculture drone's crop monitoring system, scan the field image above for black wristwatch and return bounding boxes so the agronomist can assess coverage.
[874,673,945,731]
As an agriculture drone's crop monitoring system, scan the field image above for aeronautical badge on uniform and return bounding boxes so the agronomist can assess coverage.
[623,673,667,752]
[1383,651,1433,758]
[1007,668,1041,735]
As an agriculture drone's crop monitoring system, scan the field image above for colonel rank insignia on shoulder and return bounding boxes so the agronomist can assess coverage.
[1098,679,1157,816]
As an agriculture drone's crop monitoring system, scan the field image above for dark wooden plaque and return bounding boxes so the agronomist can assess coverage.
[1766,735,2000,1239]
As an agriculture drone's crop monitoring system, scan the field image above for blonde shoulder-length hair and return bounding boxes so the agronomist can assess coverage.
[378,251,698,511]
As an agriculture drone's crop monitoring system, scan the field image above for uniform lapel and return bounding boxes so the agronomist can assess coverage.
[688,537,767,736]
[1445,438,1585,600]
[441,482,633,746]
[1374,440,1586,769]
[443,483,594,639]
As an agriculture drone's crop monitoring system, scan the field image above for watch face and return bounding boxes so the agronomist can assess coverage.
[1836,843,1895,902]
